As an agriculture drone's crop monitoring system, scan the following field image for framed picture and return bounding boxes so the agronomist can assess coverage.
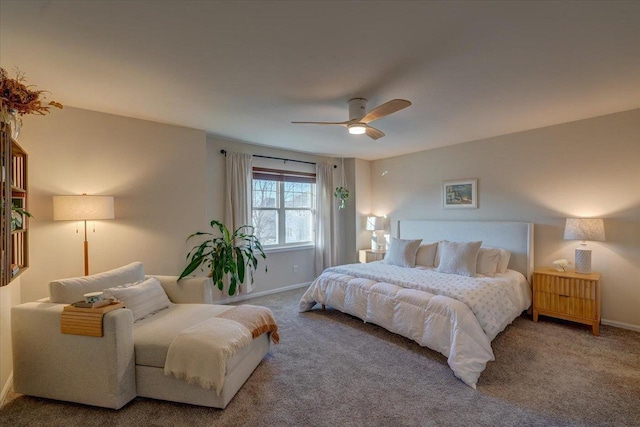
[443,179,477,209]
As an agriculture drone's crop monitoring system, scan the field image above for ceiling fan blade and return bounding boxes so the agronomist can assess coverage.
[365,126,385,140]
[291,121,349,126]
[360,99,412,124]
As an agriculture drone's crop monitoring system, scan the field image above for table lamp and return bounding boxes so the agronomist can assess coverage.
[366,216,386,251]
[563,218,605,274]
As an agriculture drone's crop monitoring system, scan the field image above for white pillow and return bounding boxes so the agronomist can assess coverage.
[49,262,145,304]
[436,241,482,277]
[433,240,448,268]
[104,277,172,321]
[384,238,422,268]
[497,249,512,273]
[415,242,438,267]
[476,247,502,276]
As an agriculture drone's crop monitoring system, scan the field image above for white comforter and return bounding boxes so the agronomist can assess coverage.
[299,262,531,388]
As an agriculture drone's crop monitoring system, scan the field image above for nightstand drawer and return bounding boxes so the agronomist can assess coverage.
[534,292,597,320]
[532,273,597,300]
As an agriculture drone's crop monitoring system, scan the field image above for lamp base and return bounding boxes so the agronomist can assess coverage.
[575,248,592,274]
[371,231,386,251]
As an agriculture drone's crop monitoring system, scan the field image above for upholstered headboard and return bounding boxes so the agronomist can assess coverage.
[397,220,534,281]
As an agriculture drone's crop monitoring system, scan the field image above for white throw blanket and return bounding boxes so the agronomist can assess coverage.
[164,317,253,395]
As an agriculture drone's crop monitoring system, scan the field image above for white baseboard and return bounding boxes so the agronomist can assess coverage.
[216,281,312,305]
[1,372,12,407]
[602,318,640,333]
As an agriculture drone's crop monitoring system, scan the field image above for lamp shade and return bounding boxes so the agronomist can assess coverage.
[366,216,386,232]
[563,218,605,241]
[53,195,115,221]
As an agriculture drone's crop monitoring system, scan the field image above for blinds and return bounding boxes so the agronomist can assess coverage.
[252,167,316,184]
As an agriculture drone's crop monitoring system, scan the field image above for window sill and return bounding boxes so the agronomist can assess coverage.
[263,244,314,254]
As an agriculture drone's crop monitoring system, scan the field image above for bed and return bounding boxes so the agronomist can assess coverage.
[299,220,534,388]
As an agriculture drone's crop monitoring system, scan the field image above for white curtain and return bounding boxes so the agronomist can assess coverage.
[315,163,336,275]
[224,152,254,293]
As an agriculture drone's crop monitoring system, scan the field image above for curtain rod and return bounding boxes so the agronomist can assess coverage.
[220,149,337,168]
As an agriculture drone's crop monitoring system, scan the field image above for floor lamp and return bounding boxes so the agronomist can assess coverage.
[53,194,115,276]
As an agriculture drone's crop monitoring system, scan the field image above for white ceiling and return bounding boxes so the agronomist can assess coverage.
[1,1,638,161]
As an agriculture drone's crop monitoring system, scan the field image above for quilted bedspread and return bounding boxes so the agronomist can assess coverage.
[299,262,531,388]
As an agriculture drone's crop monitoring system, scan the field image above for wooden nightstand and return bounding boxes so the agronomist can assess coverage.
[358,249,386,263]
[532,268,601,336]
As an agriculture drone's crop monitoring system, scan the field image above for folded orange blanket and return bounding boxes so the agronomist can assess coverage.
[217,304,280,344]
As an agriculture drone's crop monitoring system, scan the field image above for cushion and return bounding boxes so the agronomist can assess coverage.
[415,242,438,267]
[383,238,422,268]
[476,247,502,276]
[497,249,512,273]
[433,240,448,267]
[436,241,482,277]
[133,304,232,367]
[104,277,172,321]
[49,262,145,304]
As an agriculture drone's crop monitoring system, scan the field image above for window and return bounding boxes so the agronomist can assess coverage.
[252,168,316,248]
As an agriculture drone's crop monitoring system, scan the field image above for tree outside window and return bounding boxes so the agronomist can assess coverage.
[252,170,315,247]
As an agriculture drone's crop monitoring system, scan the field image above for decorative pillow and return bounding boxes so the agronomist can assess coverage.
[433,240,448,267]
[49,262,145,304]
[496,249,512,273]
[383,238,422,268]
[103,277,172,321]
[476,247,502,276]
[415,242,438,267]
[436,241,482,277]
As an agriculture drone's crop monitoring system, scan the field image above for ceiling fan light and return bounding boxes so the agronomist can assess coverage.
[348,124,366,135]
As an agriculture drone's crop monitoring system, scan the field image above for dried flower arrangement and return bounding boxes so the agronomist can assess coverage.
[0,67,63,116]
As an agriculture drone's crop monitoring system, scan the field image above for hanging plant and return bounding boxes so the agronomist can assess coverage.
[335,158,349,209]
[334,186,349,209]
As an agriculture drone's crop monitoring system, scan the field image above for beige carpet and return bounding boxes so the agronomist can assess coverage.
[2,287,639,426]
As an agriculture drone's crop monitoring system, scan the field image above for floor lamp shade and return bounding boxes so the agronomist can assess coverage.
[53,195,115,221]
[53,195,115,275]
[563,218,605,274]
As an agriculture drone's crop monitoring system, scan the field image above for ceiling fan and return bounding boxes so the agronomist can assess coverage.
[292,98,412,140]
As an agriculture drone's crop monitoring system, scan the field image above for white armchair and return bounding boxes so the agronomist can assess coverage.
[11,263,270,409]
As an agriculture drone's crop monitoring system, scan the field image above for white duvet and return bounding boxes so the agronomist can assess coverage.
[299,262,531,388]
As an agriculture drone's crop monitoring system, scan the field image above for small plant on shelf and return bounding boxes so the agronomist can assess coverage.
[179,220,267,296]
[11,203,32,231]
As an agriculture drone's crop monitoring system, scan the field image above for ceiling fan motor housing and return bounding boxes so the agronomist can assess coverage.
[348,98,367,121]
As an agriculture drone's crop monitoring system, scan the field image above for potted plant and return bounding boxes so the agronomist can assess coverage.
[179,220,267,296]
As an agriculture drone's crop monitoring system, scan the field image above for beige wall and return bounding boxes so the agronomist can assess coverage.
[17,107,209,302]
[371,109,640,329]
